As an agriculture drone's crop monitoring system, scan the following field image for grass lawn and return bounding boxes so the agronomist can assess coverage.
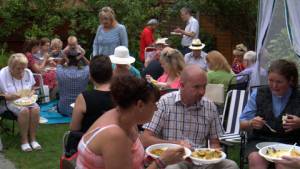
[1,122,246,169]
[2,123,69,169]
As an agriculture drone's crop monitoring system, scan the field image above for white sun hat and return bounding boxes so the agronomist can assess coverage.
[189,39,205,50]
[155,38,168,45]
[109,46,135,65]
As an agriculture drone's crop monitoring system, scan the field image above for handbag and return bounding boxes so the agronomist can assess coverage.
[63,131,83,158]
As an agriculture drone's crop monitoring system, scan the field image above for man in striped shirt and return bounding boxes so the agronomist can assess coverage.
[141,65,238,169]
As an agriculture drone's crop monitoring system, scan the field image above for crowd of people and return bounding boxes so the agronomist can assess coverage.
[0,5,300,169]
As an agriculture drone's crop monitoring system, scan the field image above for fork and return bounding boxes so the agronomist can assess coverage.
[263,122,277,133]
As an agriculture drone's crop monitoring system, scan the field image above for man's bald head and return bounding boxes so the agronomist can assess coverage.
[181,64,207,83]
[180,65,207,106]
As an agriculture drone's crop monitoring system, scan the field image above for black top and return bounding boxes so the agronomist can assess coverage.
[141,60,164,80]
[80,90,114,133]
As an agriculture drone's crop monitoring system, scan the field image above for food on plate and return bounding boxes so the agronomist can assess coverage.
[150,147,168,156]
[14,95,38,106]
[266,147,300,158]
[191,149,222,160]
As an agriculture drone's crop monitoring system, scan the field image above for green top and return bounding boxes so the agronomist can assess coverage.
[207,70,235,93]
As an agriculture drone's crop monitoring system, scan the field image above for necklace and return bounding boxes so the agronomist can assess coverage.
[10,72,23,93]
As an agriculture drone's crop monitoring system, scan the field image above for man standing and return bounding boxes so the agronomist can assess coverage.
[141,65,238,169]
[184,39,208,71]
[139,19,159,63]
[174,7,199,55]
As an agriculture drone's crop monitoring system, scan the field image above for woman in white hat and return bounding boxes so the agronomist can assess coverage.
[110,46,141,78]
[184,38,208,71]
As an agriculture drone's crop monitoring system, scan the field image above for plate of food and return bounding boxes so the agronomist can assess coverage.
[256,142,283,149]
[259,144,300,162]
[14,95,38,106]
[170,32,182,35]
[145,143,191,159]
[190,148,226,165]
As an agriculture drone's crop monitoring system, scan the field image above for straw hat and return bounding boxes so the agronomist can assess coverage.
[233,43,248,56]
[155,38,168,45]
[109,46,135,65]
[189,39,205,50]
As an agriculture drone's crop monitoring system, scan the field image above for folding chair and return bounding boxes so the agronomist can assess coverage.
[227,74,250,93]
[33,73,50,103]
[0,96,18,135]
[219,89,248,169]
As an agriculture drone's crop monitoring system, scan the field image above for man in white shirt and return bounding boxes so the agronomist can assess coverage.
[174,7,199,55]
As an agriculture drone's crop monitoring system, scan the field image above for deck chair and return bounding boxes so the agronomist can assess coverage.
[227,74,250,93]
[0,96,18,135]
[219,90,248,169]
[33,73,50,103]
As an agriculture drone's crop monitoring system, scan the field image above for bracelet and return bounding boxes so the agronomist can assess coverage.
[154,158,166,169]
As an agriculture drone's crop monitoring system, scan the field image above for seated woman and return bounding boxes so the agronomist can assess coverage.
[110,46,141,78]
[0,53,41,151]
[146,48,185,89]
[56,51,90,116]
[76,75,185,169]
[206,50,235,93]
[23,39,57,91]
[70,56,114,133]
[240,59,300,169]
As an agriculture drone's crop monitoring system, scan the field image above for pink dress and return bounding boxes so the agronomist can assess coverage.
[157,73,181,89]
[25,52,57,89]
[76,124,145,169]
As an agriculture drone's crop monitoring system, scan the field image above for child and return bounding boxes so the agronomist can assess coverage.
[232,43,247,74]
[63,36,85,58]
[50,38,64,58]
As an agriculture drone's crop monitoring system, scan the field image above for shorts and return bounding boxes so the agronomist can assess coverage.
[7,102,39,116]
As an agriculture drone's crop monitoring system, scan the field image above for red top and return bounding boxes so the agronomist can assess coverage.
[139,27,155,62]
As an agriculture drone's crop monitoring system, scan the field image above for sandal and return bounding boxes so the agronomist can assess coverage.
[30,141,42,150]
[21,143,32,152]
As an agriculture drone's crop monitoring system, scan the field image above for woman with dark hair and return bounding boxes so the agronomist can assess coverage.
[24,39,57,90]
[76,75,185,169]
[56,51,90,116]
[240,59,300,169]
[70,56,114,133]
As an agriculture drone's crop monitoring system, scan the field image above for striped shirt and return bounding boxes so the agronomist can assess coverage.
[56,65,89,115]
[93,24,128,57]
[143,91,224,148]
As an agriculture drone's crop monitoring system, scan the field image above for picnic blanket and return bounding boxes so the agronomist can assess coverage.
[40,100,71,124]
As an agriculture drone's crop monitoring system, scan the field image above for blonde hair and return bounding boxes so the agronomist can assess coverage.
[67,36,78,44]
[8,53,28,68]
[51,38,63,49]
[98,6,116,21]
[160,49,185,77]
[206,50,231,73]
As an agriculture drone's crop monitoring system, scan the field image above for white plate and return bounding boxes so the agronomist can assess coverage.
[39,117,48,124]
[190,148,226,165]
[259,144,300,162]
[70,103,75,108]
[45,67,56,71]
[170,32,182,35]
[256,142,282,149]
[145,143,191,159]
[14,95,38,106]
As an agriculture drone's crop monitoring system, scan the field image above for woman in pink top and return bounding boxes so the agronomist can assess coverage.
[146,48,185,89]
[76,75,185,169]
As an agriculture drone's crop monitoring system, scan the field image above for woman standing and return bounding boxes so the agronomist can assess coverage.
[0,53,41,151]
[93,6,128,57]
